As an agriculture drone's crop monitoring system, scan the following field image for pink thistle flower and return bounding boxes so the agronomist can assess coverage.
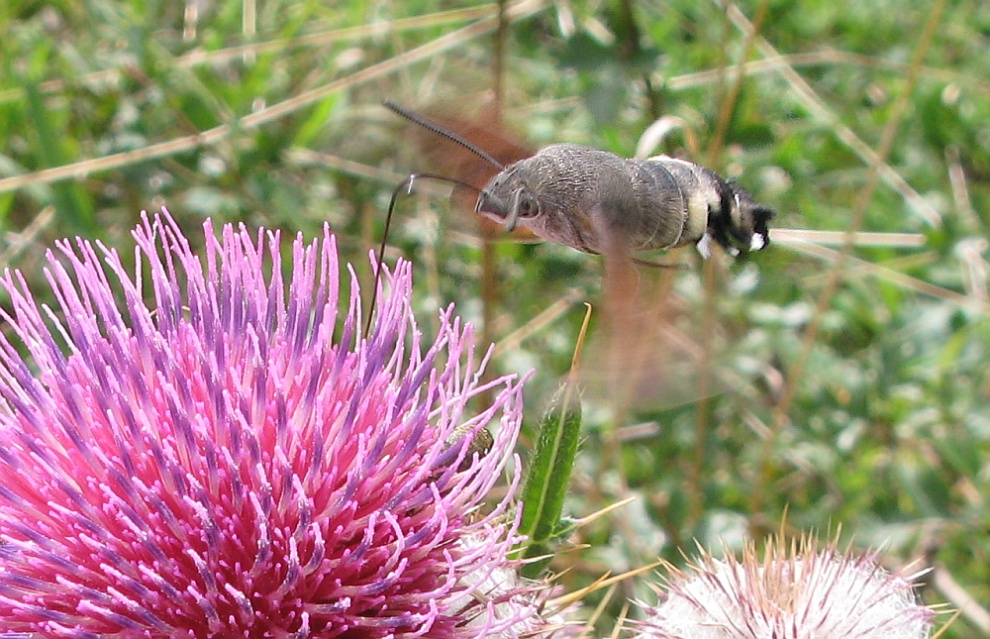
[0,210,547,638]
[637,534,935,639]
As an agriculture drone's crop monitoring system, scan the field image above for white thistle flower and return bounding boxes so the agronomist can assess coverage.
[637,534,935,639]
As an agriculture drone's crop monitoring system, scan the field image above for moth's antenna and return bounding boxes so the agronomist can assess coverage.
[364,173,484,339]
[383,100,506,171]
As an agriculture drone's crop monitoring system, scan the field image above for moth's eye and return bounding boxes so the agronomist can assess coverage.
[519,192,539,217]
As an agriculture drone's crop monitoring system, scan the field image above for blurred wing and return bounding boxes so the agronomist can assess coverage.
[584,248,738,411]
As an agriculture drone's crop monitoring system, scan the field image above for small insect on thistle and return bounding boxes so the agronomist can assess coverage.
[445,425,495,473]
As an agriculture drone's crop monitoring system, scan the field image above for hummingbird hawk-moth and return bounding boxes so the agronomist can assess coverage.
[381,100,774,262]
[366,100,778,412]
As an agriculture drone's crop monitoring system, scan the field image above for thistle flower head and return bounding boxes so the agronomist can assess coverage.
[637,534,935,639]
[0,210,548,638]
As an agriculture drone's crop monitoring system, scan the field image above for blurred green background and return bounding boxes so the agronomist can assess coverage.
[1,0,988,635]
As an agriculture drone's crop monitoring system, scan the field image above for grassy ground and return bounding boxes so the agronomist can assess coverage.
[2,0,989,636]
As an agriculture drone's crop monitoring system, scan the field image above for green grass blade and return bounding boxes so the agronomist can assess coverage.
[24,81,95,236]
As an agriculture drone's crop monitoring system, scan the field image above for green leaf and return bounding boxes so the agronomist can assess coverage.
[518,382,581,578]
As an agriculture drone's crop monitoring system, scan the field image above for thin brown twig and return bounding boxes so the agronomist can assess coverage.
[932,564,990,634]
[778,240,989,314]
[689,0,769,530]
[664,49,990,95]
[707,0,770,163]
[770,229,925,247]
[0,207,57,268]
[476,0,512,407]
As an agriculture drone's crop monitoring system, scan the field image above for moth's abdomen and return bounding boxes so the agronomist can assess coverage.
[637,157,725,250]
[602,160,682,251]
